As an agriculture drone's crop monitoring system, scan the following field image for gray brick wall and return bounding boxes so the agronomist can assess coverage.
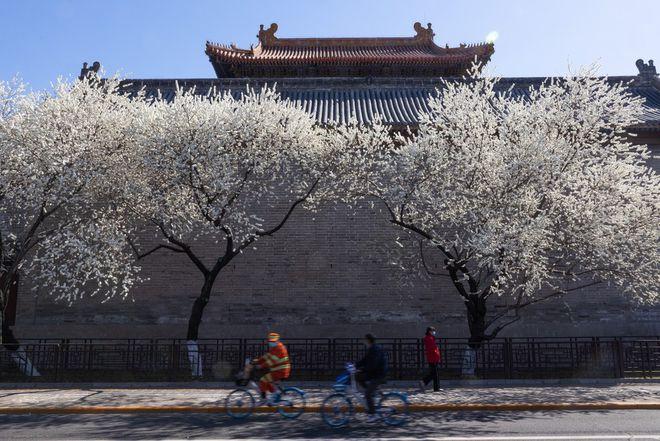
[14,208,660,339]
[11,141,660,340]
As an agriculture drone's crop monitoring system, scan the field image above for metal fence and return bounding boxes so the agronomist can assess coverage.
[1,336,658,382]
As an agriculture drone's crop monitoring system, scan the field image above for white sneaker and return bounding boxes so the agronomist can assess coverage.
[366,414,381,423]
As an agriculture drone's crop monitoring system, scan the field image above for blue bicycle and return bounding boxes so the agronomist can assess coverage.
[225,358,306,419]
[320,363,409,428]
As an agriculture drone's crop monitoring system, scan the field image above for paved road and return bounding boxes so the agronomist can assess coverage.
[2,384,659,408]
[1,410,659,440]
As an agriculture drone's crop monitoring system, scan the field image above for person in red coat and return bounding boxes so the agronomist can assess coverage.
[419,326,441,392]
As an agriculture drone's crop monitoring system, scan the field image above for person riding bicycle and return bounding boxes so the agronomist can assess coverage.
[356,333,387,422]
[250,332,291,403]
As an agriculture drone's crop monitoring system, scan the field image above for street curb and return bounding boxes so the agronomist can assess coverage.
[2,378,659,389]
[1,402,659,414]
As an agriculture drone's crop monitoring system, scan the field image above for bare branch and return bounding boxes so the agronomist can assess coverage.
[419,240,451,278]
[153,221,209,276]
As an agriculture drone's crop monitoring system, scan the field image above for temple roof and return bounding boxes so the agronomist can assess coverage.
[205,23,494,78]
[120,75,660,130]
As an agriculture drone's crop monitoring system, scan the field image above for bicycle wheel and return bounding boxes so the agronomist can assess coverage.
[377,392,409,426]
[320,393,353,428]
[277,387,306,419]
[225,388,255,419]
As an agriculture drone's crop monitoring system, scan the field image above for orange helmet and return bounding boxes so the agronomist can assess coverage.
[268,332,280,342]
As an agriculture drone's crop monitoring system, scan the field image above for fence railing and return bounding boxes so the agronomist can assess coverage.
[1,336,658,382]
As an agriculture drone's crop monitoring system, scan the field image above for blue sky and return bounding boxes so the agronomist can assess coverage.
[2,0,658,91]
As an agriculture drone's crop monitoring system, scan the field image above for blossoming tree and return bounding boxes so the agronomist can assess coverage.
[123,87,334,375]
[0,76,142,360]
[339,67,660,360]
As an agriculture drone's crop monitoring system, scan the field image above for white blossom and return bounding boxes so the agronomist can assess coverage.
[119,85,336,340]
[338,65,660,337]
[0,77,142,308]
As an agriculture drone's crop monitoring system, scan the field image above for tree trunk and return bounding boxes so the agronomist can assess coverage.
[465,294,488,349]
[186,294,209,341]
[185,276,216,378]
[2,322,40,376]
[461,346,477,377]
[1,270,39,377]
[462,294,488,377]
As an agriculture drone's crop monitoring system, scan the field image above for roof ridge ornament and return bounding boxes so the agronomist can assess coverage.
[79,61,101,81]
[636,59,656,76]
[413,22,435,42]
[206,22,495,78]
[258,23,278,46]
[635,59,658,86]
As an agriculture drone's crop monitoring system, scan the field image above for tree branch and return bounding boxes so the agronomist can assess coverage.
[235,174,323,255]
[446,264,471,300]
[126,235,185,260]
[419,240,451,278]
[216,168,252,225]
[208,226,235,276]
[153,221,209,276]
[257,176,321,237]
[389,218,454,261]
[484,280,603,330]
[485,315,521,340]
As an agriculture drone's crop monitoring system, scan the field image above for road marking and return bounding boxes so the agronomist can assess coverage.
[197,437,660,441]
[387,436,660,441]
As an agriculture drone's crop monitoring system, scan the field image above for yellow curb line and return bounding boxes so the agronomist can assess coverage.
[1,402,659,414]
[408,402,660,412]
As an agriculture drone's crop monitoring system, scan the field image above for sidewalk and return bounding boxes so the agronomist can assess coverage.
[1,382,659,413]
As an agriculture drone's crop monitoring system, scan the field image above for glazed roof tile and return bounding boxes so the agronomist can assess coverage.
[120,76,660,129]
[205,23,494,77]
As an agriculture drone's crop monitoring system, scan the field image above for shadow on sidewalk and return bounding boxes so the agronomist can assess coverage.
[0,409,627,439]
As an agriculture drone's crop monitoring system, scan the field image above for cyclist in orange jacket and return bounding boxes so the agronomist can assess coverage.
[252,332,291,401]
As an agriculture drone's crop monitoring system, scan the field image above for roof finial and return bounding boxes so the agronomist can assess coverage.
[636,59,658,86]
[257,23,278,45]
[79,61,101,81]
[636,59,657,76]
[413,22,435,41]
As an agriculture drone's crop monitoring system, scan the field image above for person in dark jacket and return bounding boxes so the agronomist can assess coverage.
[356,333,387,422]
[419,326,441,392]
